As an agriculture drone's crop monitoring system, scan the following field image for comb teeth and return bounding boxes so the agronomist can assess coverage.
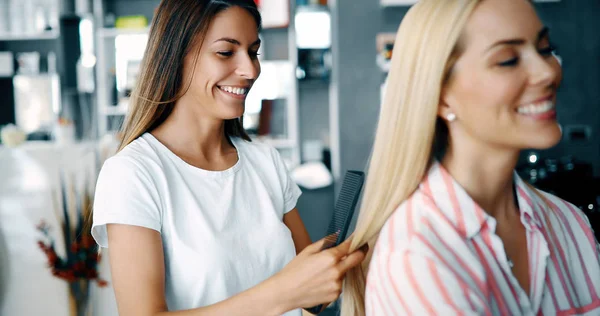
[324,170,365,248]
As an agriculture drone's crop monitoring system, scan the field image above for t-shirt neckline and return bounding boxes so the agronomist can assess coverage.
[143,132,243,178]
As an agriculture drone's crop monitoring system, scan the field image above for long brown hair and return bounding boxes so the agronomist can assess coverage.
[118,0,262,151]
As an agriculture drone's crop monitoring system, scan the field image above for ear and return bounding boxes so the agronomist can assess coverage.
[438,86,456,122]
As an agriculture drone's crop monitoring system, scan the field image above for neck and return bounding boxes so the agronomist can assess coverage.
[152,98,232,160]
[441,138,520,220]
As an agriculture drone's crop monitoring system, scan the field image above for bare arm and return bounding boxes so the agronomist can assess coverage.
[107,224,286,316]
[107,223,367,316]
[284,208,313,254]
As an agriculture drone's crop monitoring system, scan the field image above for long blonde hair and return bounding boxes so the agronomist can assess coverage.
[340,1,481,314]
[117,0,261,152]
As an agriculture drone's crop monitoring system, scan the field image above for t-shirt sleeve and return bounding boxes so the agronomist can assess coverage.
[91,155,162,248]
[270,147,302,214]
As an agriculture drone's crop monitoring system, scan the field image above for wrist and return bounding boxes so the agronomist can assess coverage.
[259,274,294,315]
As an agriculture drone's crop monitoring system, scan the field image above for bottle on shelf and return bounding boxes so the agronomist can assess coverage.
[109,67,120,106]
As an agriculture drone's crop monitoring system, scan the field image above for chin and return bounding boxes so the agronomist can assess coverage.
[217,104,245,120]
[221,111,245,121]
[525,126,563,150]
[230,108,246,120]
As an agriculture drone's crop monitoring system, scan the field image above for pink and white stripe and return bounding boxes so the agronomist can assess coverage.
[366,162,600,315]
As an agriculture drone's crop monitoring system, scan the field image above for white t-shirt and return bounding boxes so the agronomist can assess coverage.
[92,133,302,315]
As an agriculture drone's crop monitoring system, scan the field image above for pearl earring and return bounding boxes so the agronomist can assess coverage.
[446,113,457,122]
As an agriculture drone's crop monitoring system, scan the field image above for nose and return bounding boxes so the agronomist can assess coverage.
[236,54,260,80]
[528,51,560,88]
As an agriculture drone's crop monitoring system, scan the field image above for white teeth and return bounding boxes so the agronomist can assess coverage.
[220,86,247,95]
[517,100,554,115]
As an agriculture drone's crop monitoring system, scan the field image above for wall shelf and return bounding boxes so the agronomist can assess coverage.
[100,103,128,116]
[97,27,150,38]
[380,0,417,7]
[0,31,60,41]
[255,137,297,149]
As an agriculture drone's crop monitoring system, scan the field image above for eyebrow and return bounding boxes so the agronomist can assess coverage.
[485,27,549,52]
[213,37,261,47]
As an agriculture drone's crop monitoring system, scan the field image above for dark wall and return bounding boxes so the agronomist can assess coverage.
[532,1,600,175]
[333,0,387,178]
[299,79,330,147]
[334,0,600,181]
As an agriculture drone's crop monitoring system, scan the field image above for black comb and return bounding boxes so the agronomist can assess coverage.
[305,170,365,314]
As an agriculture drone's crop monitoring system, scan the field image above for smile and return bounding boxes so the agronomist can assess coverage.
[218,86,249,96]
[517,100,555,115]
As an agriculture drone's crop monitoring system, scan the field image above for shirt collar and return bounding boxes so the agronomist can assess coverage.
[419,161,543,239]
[513,173,545,229]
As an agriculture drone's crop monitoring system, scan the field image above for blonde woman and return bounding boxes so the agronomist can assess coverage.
[341,0,600,315]
[90,0,366,315]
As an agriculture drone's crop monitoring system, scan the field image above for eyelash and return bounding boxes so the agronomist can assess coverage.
[217,51,261,59]
[497,44,558,67]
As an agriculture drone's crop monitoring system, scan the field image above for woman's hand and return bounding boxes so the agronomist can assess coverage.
[267,236,368,313]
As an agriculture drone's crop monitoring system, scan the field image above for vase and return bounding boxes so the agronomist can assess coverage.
[69,280,91,316]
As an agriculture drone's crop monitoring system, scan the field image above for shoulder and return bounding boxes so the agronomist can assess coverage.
[536,189,577,213]
[233,137,277,156]
[377,190,447,255]
[94,137,164,216]
[369,191,486,292]
[234,137,285,168]
[534,188,596,236]
[98,135,163,186]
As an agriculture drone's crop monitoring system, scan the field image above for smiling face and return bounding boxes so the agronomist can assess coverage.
[179,6,261,121]
[439,0,563,151]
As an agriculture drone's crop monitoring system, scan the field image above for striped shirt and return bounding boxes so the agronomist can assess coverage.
[366,162,600,316]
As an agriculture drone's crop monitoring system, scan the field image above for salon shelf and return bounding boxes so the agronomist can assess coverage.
[97,27,149,38]
[255,137,297,149]
[0,31,60,41]
[380,0,417,7]
[100,102,128,116]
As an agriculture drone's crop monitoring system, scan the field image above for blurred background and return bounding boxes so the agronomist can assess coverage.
[0,0,598,315]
